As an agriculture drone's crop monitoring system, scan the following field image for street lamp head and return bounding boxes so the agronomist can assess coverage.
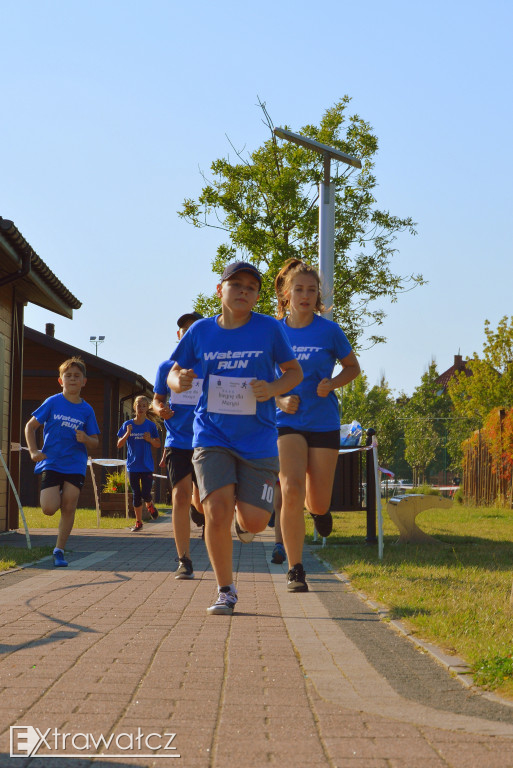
[99,335,105,341]
[273,127,362,169]
[90,336,96,341]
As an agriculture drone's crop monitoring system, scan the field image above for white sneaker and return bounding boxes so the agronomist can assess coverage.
[207,587,238,615]
[234,518,255,543]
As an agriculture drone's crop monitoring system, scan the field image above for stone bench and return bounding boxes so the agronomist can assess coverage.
[386,494,452,543]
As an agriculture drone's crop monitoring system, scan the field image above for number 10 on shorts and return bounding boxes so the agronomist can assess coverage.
[261,483,274,504]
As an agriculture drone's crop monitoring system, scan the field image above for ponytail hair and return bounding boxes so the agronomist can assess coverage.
[275,258,325,318]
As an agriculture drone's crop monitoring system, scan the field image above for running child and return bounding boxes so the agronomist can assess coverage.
[117,396,161,532]
[274,259,360,591]
[153,310,204,579]
[167,261,303,615]
[24,356,100,567]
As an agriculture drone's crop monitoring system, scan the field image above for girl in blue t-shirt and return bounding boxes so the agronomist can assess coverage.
[274,258,360,592]
[117,396,161,532]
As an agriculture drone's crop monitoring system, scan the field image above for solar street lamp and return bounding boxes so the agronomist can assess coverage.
[90,335,105,355]
[273,127,361,319]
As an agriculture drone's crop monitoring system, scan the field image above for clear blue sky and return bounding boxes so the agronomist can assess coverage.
[2,0,512,397]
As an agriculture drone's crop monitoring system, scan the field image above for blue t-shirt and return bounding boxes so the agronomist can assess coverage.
[117,418,159,473]
[31,393,100,475]
[154,360,203,450]
[276,314,352,431]
[172,313,295,459]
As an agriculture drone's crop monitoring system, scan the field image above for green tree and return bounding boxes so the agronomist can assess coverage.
[403,360,451,482]
[180,97,421,347]
[449,316,513,423]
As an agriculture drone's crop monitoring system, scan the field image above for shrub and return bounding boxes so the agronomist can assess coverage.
[102,470,127,494]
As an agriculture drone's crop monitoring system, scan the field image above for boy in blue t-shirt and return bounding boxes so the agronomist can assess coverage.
[168,261,303,615]
[152,311,204,579]
[24,357,100,567]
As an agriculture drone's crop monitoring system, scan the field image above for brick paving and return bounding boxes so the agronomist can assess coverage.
[0,512,512,767]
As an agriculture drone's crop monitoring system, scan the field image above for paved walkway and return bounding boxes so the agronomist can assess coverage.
[1,512,513,767]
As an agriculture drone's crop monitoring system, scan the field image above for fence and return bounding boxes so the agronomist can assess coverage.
[462,410,513,507]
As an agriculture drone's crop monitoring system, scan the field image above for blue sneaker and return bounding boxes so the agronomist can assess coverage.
[271,542,286,564]
[53,550,68,567]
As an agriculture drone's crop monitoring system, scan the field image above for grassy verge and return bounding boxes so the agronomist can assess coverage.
[0,543,54,572]
[0,505,169,571]
[21,504,168,529]
[306,505,513,699]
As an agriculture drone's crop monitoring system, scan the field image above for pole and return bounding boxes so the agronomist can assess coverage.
[319,176,335,321]
[365,429,377,544]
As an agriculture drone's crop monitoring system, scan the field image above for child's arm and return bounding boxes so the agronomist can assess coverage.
[251,359,303,402]
[76,431,100,450]
[24,417,46,463]
[167,363,197,393]
[152,393,174,420]
[317,350,360,397]
[117,423,132,449]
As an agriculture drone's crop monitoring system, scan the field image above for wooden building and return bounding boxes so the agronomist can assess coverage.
[0,217,80,532]
[21,326,165,509]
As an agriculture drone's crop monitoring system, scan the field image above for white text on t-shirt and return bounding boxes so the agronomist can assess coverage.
[203,350,263,371]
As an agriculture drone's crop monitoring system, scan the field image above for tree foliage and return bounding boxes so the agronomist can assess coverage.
[449,316,513,423]
[179,97,421,347]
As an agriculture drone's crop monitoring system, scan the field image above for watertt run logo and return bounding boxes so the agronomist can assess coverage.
[10,726,180,758]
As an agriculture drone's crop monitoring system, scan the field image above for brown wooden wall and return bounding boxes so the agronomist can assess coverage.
[21,340,166,509]
[0,286,13,530]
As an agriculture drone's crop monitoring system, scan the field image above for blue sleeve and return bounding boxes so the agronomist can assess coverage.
[32,398,52,425]
[154,360,173,395]
[273,321,296,365]
[117,420,129,439]
[173,328,197,369]
[333,325,352,360]
[85,407,100,436]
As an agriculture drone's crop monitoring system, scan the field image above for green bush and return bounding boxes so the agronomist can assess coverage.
[406,484,440,496]
[102,470,127,494]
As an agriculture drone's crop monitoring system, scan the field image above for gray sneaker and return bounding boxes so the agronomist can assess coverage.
[207,586,238,615]
[175,556,194,580]
[235,518,255,544]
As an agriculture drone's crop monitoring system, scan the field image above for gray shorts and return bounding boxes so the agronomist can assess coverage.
[192,446,279,514]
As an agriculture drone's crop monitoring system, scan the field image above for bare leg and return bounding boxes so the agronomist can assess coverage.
[55,482,81,550]
[236,500,271,533]
[273,483,283,544]
[202,484,236,587]
[278,434,308,566]
[172,474,193,559]
[305,448,339,515]
[133,505,143,525]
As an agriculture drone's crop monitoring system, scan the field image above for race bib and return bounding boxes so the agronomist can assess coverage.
[170,378,203,406]
[207,375,256,415]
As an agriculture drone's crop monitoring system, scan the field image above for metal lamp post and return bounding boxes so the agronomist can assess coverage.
[89,335,105,356]
[273,127,361,319]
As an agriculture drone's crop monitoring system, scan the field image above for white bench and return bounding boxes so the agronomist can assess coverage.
[387,494,452,544]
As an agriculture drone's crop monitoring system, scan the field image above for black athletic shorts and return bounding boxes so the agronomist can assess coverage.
[40,470,85,491]
[165,447,197,488]
[277,427,340,450]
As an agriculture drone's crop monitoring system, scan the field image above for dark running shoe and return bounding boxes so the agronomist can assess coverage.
[271,542,286,564]
[175,556,194,580]
[310,511,333,537]
[287,563,309,592]
[131,521,143,532]
[190,505,205,527]
[147,502,159,520]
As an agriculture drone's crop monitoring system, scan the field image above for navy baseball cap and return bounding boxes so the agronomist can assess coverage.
[177,311,203,329]
[220,261,262,289]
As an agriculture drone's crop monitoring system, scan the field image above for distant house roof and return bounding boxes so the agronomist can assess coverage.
[436,354,472,392]
[24,326,153,391]
[0,217,81,318]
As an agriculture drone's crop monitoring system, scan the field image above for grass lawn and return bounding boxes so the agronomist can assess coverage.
[306,505,513,699]
[0,505,169,572]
